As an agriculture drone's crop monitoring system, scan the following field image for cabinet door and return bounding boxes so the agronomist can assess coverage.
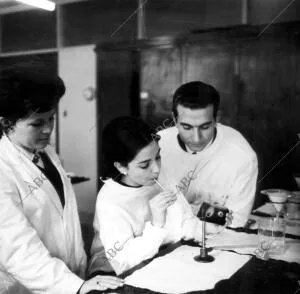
[140,47,182,125]
[96,49,139,179]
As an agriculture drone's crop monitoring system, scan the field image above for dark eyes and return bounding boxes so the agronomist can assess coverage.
[201,125,211,130]
[140,164,150,169]
[182,125,211,130]
[31,116,55,127]
[183,126,192,130]
[139,155,161,169]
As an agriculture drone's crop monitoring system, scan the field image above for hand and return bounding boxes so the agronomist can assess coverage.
[79,275,124,294]
[225,210,233,227]
[149,191,177,227]
[205,222,222,235]
[205,211,233,237]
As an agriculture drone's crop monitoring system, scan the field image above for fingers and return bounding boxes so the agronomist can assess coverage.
[158,191,177,203]
[226,210,233,217]
[150,191,177,208]
[149,191,178,227]
[95,275,124,291]
[158,190,177,198]
[225,210,233,226]
[164,193,177,204]
[159,195,177,210]
[79,276,123,294]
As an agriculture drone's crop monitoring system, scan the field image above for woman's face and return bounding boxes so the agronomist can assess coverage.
[121,141,161,187]
[8,109,56,152]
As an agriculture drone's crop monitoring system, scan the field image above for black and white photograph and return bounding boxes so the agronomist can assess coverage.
[0,0,300,293]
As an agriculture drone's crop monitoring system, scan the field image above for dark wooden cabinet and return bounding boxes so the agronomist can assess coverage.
[95,22,300,205]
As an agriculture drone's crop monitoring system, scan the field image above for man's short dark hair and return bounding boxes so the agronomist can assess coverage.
[172,81,220,119]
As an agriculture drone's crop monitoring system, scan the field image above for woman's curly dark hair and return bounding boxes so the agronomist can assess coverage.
[0,68,65,138]
[0,118,18,137]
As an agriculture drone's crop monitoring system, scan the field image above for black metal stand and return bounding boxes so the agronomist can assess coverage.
[194,247,215,262]
[194,218,215,263]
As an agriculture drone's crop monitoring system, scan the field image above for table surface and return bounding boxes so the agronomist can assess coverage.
[91,220,300,294]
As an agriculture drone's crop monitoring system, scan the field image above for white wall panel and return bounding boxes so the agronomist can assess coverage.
[58,45,97,224]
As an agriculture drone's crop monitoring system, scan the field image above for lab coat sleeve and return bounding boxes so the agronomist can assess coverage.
[0,174,84,294]
[91,202,167,275]
[175,192,203,242]
[227,155,258,227]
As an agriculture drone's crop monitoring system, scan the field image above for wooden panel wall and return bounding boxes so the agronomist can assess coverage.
[183,42,237,125]
[96,49,139,182]
[139,23,300,207]
[238,37,300,198]
[140,47,182,125]
[95,22,300,207]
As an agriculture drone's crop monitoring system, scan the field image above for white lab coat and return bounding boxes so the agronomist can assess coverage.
[0,135,87,294]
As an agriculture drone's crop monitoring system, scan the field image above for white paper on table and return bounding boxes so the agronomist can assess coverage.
[207,229,258,251]
[125,245,250,294]
[207,229,300,264]
[272,239,300,264]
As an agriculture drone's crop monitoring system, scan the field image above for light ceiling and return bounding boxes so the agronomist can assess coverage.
[0,0,90,14]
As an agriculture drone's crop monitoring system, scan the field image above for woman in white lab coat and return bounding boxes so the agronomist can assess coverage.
[0,69,123,294]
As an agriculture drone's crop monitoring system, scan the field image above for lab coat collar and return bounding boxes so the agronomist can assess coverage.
[7,136,44,165]
[0,135,65,217]
[0,134,60,167]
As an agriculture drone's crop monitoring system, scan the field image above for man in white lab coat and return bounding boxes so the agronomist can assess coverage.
[0,69,123,293]
[158,81,258,228]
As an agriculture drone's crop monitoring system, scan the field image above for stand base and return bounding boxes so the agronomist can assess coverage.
[194,248,215,263]
[194,254,215,263]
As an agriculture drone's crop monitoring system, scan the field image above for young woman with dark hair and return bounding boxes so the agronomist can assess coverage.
[89,116,231,276]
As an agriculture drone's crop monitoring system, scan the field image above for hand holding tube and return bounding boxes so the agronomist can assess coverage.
[149,191,177,227]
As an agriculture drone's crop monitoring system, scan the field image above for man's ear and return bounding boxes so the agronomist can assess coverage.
[114,162,128,175]
[172,112,177,125]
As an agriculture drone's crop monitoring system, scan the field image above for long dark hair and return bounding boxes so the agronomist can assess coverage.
[102,116,159,178]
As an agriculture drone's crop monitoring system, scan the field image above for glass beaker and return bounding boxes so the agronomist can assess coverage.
[258,217,285,255]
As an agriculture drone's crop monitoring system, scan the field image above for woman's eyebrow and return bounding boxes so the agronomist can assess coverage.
[29,118,43,123]
[137,159,151,164]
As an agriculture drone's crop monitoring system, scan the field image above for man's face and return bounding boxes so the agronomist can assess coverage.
[175,104,216,152]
